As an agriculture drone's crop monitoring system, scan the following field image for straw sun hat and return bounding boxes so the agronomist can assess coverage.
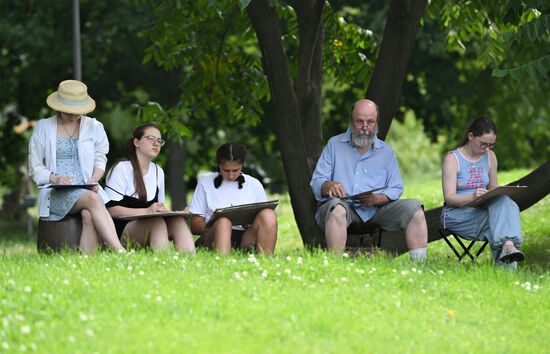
[46,80,96,115]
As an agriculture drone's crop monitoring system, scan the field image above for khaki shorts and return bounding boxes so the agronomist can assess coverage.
[317,198,422,232]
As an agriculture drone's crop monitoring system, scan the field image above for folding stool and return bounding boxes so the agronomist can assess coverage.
[439,228,489,261]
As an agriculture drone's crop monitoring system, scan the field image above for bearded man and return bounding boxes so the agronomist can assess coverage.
[310,99,428,261]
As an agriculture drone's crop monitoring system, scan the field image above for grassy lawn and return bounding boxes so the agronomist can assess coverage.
[1,170,549,353]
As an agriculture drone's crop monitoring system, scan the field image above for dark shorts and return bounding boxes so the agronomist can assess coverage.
[317,198,422,232]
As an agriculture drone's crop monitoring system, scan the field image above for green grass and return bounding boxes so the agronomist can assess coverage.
[1,170,549,353]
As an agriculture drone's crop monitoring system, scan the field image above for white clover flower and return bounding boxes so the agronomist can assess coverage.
[62,279,70,285]
[292,275,302,281]
[242,271,248,277]
[412,267,417,273]
[261,271,268,278]
[275,263,281,268]
[229,259,237,264]
[396,301,401,308]
[323,259,329,266]
[392,269,397,273]
[153,257,158,262]
[20,325,31,335]
[106,267,111,272]
[401,271,408,276]
[139,271,145,276]
[215,256,220,260]
[341,276,348,282]
[438,270,444,275]
[276,272,282,276]
[79,313,88,321]
[297,257,303,265]
[173,255,179,261]
[286,256,292,261]
[355,269,365,274]
[2,342,10,350]
[68,335,76,343]
[155,296,162,302]
[233,272,241,279]
[127,265,133,271]
[23,286,32,293]
[284,268,291,274]
[342,252,349,258]
[319,278,325,283]
[86,328,95,337]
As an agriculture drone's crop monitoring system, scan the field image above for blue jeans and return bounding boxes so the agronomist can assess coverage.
[441,195,522,261]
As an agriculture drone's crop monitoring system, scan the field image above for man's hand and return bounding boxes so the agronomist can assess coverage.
[322,181,346,198]
[357,193,389,208]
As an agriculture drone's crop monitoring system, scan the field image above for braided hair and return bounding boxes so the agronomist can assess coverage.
[214,143,247,189]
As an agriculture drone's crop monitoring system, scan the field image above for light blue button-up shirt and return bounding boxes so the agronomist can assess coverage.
[310,127,404,222]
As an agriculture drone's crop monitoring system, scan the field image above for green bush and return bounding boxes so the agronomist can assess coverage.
[386,110,445,181]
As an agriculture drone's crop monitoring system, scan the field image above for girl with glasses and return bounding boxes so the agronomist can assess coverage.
[104,123,195,253]
[441,116,524,268]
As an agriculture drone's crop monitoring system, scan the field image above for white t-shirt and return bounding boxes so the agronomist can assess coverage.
[189,172,267,222]
[105,160,165,203]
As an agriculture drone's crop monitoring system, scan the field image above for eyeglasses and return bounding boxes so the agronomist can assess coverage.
[479,141,495,149]
[353,119,377,128]
[142,135,166,147]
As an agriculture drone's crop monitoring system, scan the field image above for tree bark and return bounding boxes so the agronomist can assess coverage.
[366,0,428,140]
[167,141,188,210]
[295,0,325,172]
[248,0,323,246]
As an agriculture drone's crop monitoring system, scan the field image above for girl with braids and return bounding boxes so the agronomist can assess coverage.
[189,143,277,255]
[104,123,195,253]
[441,116,524,268]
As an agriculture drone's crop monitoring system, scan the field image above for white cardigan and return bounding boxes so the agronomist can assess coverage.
[29,115,110,217]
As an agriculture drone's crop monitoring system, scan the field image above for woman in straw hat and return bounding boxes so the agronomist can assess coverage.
[29,80,125,253]
[104,123,195,253]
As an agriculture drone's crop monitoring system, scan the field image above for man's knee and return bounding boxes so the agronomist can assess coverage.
[327,204,347,224]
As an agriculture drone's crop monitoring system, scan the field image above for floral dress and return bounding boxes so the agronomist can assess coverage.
[44,138,88,221]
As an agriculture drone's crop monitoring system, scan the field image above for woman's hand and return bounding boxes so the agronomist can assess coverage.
[86,178,99,193]
[147,202,168,214]
[52,175,72,185]
[474,188,488,197]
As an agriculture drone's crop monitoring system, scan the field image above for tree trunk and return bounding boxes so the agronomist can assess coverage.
[248,0,324,247]
[295,0,325,172]
[366,0,428,140]
[167,141,188,210]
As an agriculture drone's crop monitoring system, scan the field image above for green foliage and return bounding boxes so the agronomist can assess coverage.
[386,110,445,181]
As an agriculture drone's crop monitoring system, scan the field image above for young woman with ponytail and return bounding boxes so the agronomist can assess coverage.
[104,123,195,253]
[189,143,277,255]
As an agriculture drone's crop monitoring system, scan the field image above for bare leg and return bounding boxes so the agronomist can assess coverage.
[79,209,99,254]
[241,209,277,254]
[70,192,124,252]
[204,217,232,255]
[123,217,169,251]
[404,208,428,250]
[324,205,348,254]
[166,217,196,254]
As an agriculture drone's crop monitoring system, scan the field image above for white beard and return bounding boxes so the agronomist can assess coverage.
[351,126,377,148]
